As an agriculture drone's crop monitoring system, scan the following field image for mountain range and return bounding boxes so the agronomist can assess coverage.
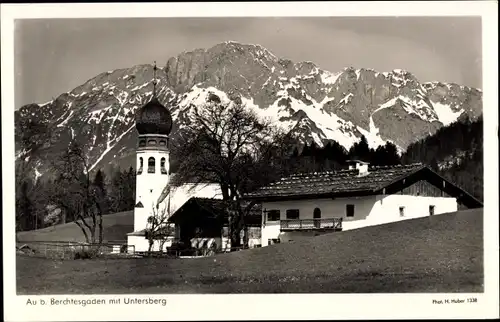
[15,41,483,180]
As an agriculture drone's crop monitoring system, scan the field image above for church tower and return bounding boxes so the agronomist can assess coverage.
[132,62,173,235]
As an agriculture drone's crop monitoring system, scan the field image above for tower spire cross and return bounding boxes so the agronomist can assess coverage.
[152,61,158,97]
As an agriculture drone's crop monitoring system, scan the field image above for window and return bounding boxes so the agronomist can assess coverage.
[148,157,155,173]
[148,139,157,146]
[429,205,435,216]
[266,210,280,221]
[160,157,168,174]
[286,209,300,220]
[346,204,355,217]
[137,157,143,174]
[159,140,167,146]
[399,206,405,217]
[313,208,321,228]
[139,139,146,147]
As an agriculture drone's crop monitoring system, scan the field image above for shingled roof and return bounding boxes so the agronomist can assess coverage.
[168,197,262,226]
[243,163,483,208]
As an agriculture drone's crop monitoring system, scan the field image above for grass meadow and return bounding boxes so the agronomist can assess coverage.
[16,209,483,294]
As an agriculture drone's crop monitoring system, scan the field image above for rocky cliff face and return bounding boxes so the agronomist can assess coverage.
[15,41,482,180]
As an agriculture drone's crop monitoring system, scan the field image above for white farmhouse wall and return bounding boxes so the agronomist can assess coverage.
[261,221,282,247]
[362,194,458,230]
[260,194,457,246]
[261,197,376,246]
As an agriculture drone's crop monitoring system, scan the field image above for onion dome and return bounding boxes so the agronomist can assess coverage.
[136,97,173,135]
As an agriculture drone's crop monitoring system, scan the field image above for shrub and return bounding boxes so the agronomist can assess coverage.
[73,246,100,260]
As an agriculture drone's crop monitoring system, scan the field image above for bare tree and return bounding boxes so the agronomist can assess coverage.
[172,95,296,248]
[145,204,174,254]
[49,141,105,246]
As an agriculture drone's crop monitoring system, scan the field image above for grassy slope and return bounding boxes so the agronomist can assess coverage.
[16,210,134,243]
[16,209,483,294]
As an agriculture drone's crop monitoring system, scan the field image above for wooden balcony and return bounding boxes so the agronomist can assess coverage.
[280,218,343,231]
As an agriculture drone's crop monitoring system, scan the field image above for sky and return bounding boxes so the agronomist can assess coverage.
[15,16,482,108]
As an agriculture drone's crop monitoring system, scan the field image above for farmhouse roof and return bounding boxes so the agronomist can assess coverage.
[168,197,262,226]
[243,163,483,209]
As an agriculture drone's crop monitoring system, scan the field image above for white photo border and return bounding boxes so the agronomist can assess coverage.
[2,1,498,321]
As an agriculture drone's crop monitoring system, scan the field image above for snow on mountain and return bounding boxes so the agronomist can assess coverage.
[15,41,483,180]
[422,81,482,124]
[431,101,465,126]
[321,70,342,85]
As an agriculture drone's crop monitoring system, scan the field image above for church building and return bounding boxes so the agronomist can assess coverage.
[126,63,175,252]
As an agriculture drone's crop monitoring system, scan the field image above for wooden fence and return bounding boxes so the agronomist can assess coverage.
[17,240,258,260]
[280,218,343,230]
[16,240,134,260]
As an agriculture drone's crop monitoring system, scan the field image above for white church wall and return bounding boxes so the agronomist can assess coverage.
[134,150,170,232]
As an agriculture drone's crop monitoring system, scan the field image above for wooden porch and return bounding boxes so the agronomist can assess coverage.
[280,218,343,231]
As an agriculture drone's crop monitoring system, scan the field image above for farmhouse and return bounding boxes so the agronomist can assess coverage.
[244,160,483,247]
[167,197,262,251]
